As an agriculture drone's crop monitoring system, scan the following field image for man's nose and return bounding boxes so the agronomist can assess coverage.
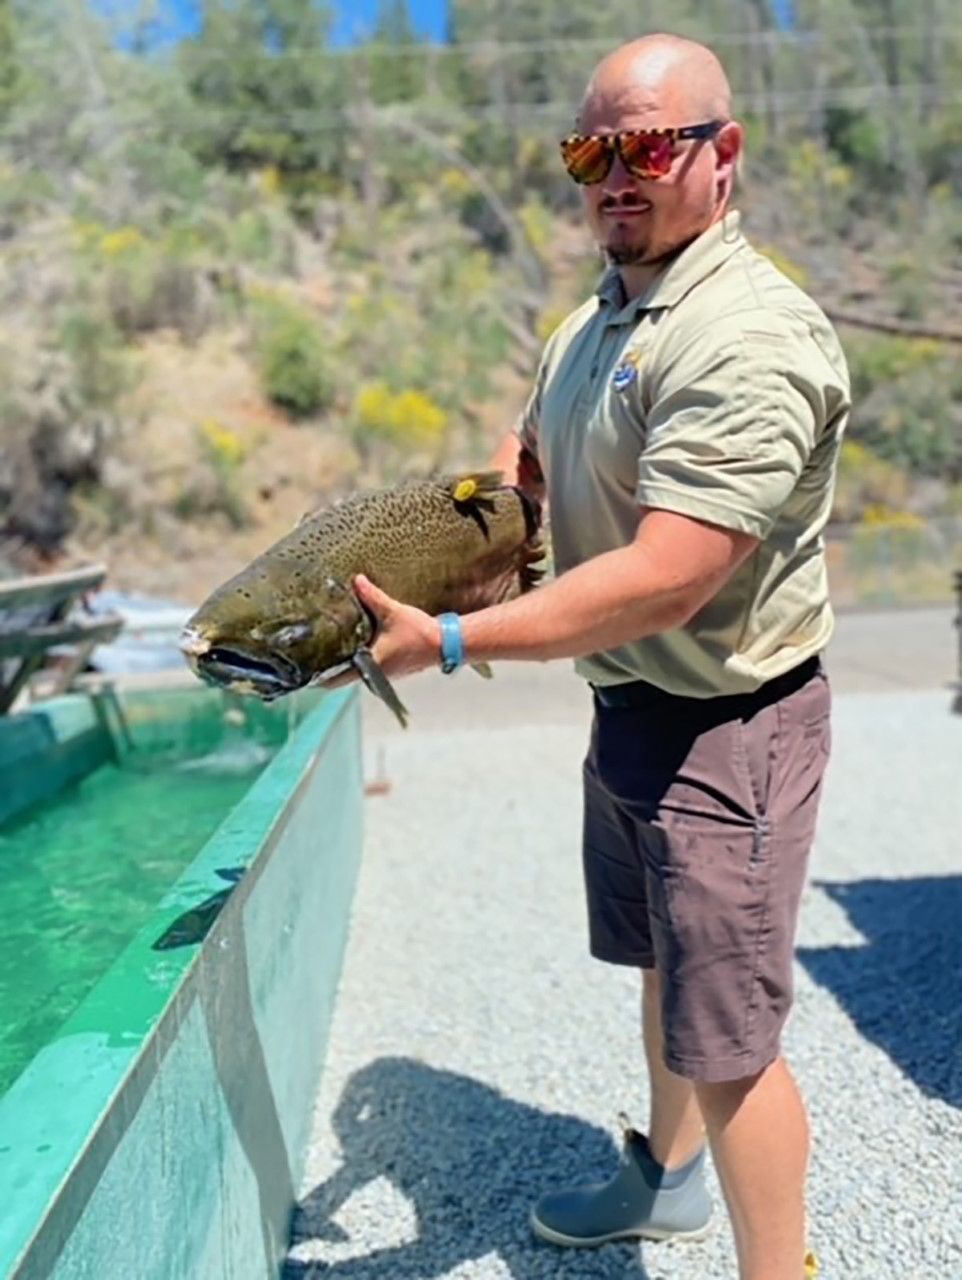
[602,147,642,195]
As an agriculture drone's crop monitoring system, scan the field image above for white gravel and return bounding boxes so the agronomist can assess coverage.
[286,611,961,1280]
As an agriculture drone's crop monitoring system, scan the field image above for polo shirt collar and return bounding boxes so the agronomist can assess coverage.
[596,209,746,323]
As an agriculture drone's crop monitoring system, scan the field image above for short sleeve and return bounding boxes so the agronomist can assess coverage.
[637,318,826,539]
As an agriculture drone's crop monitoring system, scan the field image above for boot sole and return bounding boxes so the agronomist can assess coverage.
[530,1209,714,1249]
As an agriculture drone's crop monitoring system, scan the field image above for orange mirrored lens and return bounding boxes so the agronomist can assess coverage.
[619,131,675,178]
[560,131,680,183]
[560,135,613,184]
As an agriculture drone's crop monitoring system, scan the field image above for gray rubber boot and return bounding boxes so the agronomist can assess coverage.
[531,1121,713,1248]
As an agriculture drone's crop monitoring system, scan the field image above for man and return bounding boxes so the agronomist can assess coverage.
[349,32,849,1280]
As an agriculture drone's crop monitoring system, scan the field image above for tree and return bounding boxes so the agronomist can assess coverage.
[364,0,426,105]
[0,0,18,123]
[179,0,348,177]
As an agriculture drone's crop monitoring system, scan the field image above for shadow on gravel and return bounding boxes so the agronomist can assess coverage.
[285,1057,655,1279]
[799,876,962,1107]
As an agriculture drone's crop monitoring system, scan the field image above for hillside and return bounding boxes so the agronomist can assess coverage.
[1,1,960,602]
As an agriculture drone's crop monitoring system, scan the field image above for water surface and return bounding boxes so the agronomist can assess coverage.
[0,743,271,1097]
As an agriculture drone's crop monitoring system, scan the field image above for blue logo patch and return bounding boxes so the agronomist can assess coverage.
[611,362,637,392]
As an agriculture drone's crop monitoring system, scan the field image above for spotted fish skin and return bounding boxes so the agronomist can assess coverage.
[179,471,544,725]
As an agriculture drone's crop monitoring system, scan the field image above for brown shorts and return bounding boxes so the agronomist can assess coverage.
[582,657,831,1083]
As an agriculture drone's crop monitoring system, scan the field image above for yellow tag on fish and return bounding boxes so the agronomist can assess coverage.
[804,1249,819,1278]
[453,478,478,502]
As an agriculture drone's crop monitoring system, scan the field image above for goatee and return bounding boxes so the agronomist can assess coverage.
[606,242,653,266]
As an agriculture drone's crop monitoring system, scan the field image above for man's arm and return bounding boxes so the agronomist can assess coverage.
[457,506,756,663]
[353,506,758,676]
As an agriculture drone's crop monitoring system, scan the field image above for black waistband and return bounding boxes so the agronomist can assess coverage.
[591,654,822,714]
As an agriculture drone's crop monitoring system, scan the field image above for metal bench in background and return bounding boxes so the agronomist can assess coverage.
[0,565,124,714]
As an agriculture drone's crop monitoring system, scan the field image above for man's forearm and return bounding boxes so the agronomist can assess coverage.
[459,540,696,664]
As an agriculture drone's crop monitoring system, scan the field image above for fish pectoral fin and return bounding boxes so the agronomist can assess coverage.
[353,648,409,729]
[470,661,493,680]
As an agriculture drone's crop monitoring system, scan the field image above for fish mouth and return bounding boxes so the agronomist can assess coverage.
[200,648,302,697]
[180,629,302,699]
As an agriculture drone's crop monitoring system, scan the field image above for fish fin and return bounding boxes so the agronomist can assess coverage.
[448,470,505,539]
[520,561,546,592]
[470,662,493,680]
[516,488,543,541]
[519,538,547,592]
[447,471,505,505]
[353,648,409,729]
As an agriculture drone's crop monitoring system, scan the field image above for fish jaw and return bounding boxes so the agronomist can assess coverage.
[179,624,303,700]
[179,624,208,659]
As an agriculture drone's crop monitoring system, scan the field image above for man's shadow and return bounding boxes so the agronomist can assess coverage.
[286,1057,653,1278]
[798,876,962,1107]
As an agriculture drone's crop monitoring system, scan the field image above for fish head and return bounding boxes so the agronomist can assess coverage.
[180,567,373,700]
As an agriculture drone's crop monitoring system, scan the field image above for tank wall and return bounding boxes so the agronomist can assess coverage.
[0,697,112,827]
[0,688,363,1280]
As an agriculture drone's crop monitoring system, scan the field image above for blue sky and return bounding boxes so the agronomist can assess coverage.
[117,0,448,45]
[330,0,447,44]
[102,1,793,48]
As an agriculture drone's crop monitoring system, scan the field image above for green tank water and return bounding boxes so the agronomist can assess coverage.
[0,739,272,1098]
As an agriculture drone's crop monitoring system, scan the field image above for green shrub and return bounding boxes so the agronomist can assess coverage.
[249,291,334,418]
[833,440,910,522]
[228,208,296,273]
[845,334,943,404]
[884,257,930,322]
[73,222,214,342]
[56,308,135,410]
[173,419,250,529]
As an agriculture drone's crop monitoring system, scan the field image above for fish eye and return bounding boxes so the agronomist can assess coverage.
[271,622,312,648]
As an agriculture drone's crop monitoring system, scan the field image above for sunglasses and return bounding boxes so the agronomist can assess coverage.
[559,121,725,184]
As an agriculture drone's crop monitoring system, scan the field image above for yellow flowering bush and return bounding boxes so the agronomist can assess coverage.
[757,244,808,287]
[256,165,282,197]
[178,419,250,529]
[535,305,569,343]
[833,440,910,522]
[198,418,246,467]
[517,196,555,259]
[99,226,146,257]
[353,381,448,451]
[439,167,473,199]
[859,504,924,529]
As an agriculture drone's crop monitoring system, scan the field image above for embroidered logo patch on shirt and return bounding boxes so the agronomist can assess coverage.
[611,349,644,393]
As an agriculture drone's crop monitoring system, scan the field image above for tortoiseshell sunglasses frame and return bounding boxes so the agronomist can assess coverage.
[559,120,725,184]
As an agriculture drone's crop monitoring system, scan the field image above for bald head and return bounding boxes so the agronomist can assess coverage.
[580,34,732,129]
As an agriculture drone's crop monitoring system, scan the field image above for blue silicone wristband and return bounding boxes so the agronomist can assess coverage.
[437,612,464,675]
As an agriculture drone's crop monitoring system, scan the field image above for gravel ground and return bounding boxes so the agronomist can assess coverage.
[286,609,961,1280]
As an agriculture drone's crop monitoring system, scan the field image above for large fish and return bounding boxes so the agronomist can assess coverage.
[179,471,544,727]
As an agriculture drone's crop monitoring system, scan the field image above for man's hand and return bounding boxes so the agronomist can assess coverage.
[354,575,441,678]
[319,576,440,690]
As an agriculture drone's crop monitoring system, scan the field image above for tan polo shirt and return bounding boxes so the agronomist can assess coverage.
[516,210,851,696]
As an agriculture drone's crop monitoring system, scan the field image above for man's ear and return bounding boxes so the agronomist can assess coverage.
[715,121,743,198]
